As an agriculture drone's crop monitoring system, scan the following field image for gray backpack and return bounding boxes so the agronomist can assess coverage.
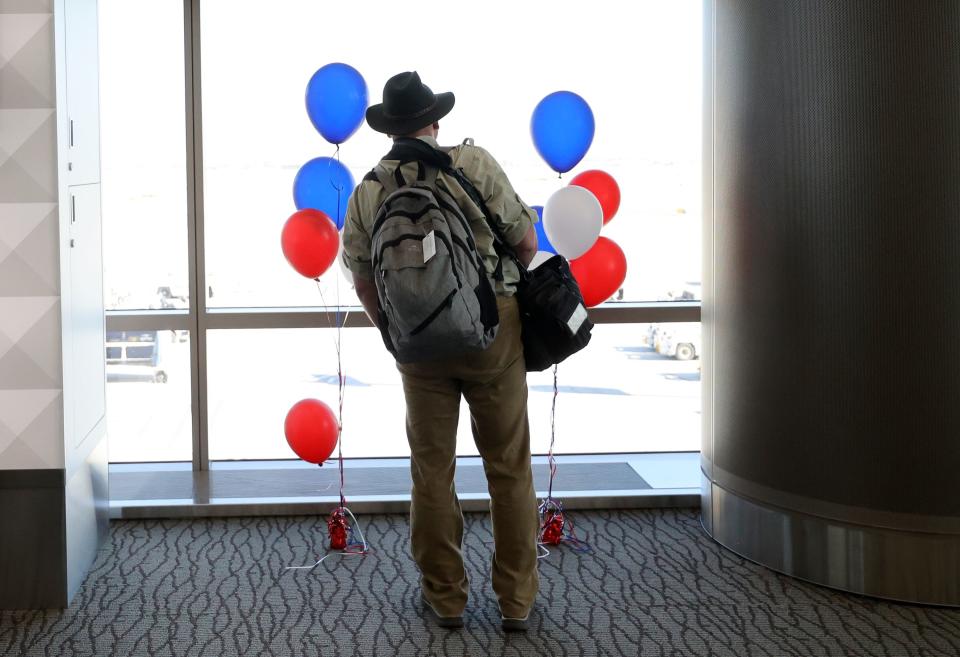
[369,159,499,363]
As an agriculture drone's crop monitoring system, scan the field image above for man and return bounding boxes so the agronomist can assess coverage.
[341,71,540,632]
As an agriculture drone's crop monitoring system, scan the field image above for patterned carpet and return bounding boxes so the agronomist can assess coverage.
[2,509,959,656]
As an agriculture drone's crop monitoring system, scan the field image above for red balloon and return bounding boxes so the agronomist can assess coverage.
[281,209,340,279]
[569,170,621,224]
[284,399,339,464]
[570,237,627,307]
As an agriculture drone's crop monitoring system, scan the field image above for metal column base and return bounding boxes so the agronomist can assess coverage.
[702,479,960,607]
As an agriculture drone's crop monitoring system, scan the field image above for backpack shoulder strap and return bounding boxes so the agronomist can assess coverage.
[369,160,435,197]
[368,166,398,196]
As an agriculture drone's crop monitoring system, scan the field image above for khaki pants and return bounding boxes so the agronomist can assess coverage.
[397,295,539,619]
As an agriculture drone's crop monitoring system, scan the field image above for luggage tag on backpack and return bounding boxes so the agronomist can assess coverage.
[422,230,437,263]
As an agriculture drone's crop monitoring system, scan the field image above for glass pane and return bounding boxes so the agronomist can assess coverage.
[530,323,701,454]
[106,329,193,462]
[99,0,189,310]
[206,323,699,461]
[200,0,701,308]
[207,326,401,460]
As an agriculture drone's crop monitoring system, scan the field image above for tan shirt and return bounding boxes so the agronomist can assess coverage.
[342,136,537,296]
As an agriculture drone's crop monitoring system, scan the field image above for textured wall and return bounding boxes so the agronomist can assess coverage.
[0,0,64,470]
[706,0,960,521]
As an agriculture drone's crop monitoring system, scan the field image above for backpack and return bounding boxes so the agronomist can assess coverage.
[368,154,499,363]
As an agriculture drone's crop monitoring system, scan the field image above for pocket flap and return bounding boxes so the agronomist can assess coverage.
[379,238,430,271]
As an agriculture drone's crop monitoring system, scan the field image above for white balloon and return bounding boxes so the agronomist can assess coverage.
[543,186,603,259]
[528,251,554,270]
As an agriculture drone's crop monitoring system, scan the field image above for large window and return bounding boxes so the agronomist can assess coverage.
[101,0,702,466]
[99,0,189,311]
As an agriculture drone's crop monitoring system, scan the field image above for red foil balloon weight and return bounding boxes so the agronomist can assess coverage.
[327,507,349,551]
[540,507,566,546]
[570,236,628,307]
[284,399,339,464]
[569,169,621,225]
[280,208,340,279]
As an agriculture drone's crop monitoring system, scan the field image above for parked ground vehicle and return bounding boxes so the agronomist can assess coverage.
[655,323,701,361]
[105,330,168,382]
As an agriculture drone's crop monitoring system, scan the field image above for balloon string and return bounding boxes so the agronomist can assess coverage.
[314,281,347,509]
[291,276,359,573]
[333,144,344,222]
[547,364,558,500]
[316,143,350,508]
[309,251,368,570]
[336,304,345,509]
[327,150,366,558]
[335,148,343,241]
[335,169,346,510]
[535,365,592,558]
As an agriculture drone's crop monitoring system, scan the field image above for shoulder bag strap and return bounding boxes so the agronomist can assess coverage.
[443,165,528,282]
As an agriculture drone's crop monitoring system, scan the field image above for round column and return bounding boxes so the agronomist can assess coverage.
[702,0,960,605]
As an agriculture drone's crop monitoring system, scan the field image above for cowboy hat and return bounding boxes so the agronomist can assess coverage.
[365,71,455,135]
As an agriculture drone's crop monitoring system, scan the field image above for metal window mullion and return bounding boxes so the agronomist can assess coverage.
[104,304,701,339]
[703,0,717,493]
[198,303,701,331]
[184,0,209,471]
[104,303,701,333]
[105,311,192,332]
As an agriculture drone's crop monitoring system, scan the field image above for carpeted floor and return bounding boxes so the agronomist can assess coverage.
[2,509,959,656]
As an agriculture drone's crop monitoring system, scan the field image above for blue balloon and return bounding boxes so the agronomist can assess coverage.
[531,205,556,254]
[306,63,368,145]
[530,91,595,174]
[293,157,355,229]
